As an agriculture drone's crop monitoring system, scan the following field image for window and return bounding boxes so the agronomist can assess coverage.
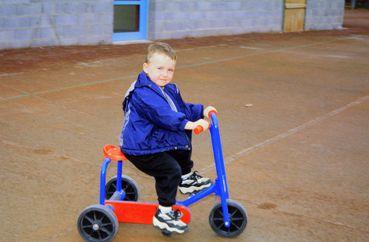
[113,0,149,41]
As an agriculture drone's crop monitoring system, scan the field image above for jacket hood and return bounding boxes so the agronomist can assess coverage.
[123,71,160,111]
[135,71,161,89]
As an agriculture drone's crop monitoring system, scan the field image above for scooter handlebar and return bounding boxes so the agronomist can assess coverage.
[207,109,218,119]
[194,125,204,135]
[194,110,219,135]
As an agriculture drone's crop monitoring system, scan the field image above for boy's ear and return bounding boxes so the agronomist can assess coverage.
[143,63,149,73]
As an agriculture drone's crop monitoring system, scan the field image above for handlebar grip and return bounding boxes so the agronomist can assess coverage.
[194,125,204,135]
[207,110,218,118]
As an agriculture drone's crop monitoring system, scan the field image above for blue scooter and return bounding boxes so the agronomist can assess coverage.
[77,112,248,241]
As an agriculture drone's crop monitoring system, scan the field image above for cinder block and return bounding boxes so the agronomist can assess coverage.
[188,1,198,10]
[41,2,55,14]
[95,1,114,14]
[154,31,171,40]
[83,25,99,35]
[11,0,32,3]
[32,27,57,40]
[197,2,212,11]
[78,35,105,44]
[78,13,96,25]
[210,2,227,10]
[15,3,42,16]
[0,41,12,49]
[0,30,14,41]
[0,17,16,29]
[59,37,78,45]
[14,28,33,41]
[9,40,30,49]
[30,38,58,47]
[101,24,113,35]
[55,14,78,26]
[16,16,36,28]
[56,25,81,38]
[0,4,17,16]
[55,2,78,14]
[233,10,247,19]
[98,14,113,25]
[39,14,54,27]
[228,1,242,10]
[82,2,96,13]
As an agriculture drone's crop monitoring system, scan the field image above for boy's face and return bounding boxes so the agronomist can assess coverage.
[143,53,176,87]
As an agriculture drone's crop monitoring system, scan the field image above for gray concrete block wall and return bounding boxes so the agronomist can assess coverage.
[305,0,345,30]
[0,0,113,49]
[148,0,284,40]
[0,0,346,49]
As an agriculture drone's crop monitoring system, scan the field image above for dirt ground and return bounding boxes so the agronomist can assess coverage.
[1,8,369,242]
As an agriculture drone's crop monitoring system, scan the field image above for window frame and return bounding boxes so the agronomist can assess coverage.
[113,0,149,41]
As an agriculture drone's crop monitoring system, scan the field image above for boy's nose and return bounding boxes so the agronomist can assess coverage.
[162,70,169,77]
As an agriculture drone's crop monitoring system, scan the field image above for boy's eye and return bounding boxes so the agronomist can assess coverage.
[158,67,163,70]
[168,69,174,72]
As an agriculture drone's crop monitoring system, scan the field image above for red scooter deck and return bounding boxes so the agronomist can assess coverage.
[106,200,191,224]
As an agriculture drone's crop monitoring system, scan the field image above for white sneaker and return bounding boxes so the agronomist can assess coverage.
[179,171,212,194]
[153,207,188,234]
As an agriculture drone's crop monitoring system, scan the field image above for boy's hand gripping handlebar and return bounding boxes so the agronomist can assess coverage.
[194,109,218,135]
[203,106,217,118]
[194,124,206,135]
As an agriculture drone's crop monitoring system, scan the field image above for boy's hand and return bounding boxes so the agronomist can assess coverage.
[204,106,217,118]
[185,119,209,131]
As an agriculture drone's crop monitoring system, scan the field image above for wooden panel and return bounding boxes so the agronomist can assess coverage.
[283,0,306,32]
[285,3,306,9]
[285,0,306,4]
[284,8,306,32]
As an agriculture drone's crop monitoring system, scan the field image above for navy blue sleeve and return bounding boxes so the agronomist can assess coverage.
[185,103,204,121]
[132,88,189,131]
[172,84,204,121]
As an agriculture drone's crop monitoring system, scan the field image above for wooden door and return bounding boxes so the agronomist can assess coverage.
[283,0,306,32]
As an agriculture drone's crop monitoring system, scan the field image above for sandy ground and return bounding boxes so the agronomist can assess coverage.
[1,8,369,242]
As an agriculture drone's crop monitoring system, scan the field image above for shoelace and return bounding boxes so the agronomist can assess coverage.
[169,209,183,220]
[189,171,202,181]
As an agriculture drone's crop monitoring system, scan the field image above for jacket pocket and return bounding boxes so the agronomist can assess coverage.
[151,129,167,147]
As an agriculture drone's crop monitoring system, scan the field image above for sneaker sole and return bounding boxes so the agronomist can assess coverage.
[179,182,212,194]
[153,217,188,234]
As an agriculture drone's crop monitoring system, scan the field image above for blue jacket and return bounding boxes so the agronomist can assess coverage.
[120,72,204,155]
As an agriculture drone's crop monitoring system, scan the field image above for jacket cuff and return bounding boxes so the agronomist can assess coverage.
[200,104,204,119]
[180,119,190,130]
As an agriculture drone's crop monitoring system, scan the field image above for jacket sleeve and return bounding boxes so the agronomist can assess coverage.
[132,88,189,131]
[185,103,204,121]
[172,84,204,121]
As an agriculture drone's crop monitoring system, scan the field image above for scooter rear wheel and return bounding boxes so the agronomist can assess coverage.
[208,199,247,237]
[105,175,139,201]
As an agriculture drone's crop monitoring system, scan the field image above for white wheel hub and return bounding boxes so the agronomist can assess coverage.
[92,224,100,231]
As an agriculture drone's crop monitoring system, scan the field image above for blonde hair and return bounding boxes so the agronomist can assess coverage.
[146,42,176,63]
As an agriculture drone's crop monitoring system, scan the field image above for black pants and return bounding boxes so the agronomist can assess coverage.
[125,150,193,206]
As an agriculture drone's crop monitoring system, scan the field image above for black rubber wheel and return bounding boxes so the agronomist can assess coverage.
[77,204,119,242]
[105,175,139,201]
[209,199,247,237]
[161,229,172,236]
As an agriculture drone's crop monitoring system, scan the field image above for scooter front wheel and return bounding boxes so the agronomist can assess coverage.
[77,204,119,242]
[208,199,247,237]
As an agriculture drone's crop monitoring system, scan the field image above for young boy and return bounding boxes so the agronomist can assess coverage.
[120,42,216,234]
